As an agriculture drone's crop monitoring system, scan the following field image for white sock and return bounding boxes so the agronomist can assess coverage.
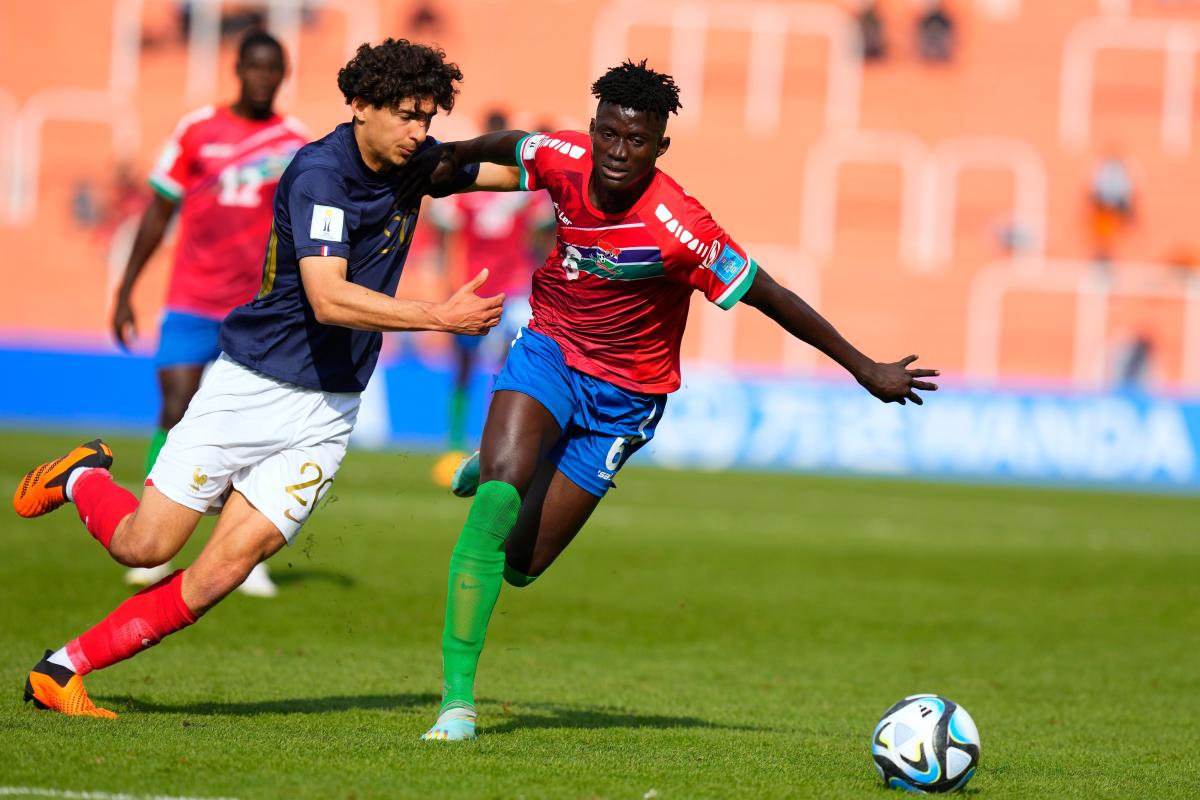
[64,467,101,502]
[46,646,78,673]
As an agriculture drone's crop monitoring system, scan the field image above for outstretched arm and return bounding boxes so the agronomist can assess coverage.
[740,267,939,405]
[299,256,503,335]
[396,131,529,203]
[111,193,177,350]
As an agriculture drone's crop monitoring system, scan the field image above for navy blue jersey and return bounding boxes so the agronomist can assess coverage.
[219,123,478,392]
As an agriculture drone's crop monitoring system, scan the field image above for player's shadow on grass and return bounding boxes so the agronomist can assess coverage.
[267,567,356,588]
[101,694,766,733]
[483,700,767,735]
[104,692,439,716]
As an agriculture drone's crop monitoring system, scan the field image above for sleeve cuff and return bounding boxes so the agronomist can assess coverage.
[296,244,350,259]
[148,173,183,202]
[515,134,534,191]
[714,258,758,310]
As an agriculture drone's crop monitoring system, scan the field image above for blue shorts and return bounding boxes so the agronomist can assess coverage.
[494,328,666,497]
[154,310,223,368]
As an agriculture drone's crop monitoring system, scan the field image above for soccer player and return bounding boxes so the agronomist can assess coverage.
[428,108,553,479]
[411,61,940,740]
[12,38,513,719]
[112,29,308,596]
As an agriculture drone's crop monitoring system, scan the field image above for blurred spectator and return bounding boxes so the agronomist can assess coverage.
[917,1,956,62]
[1111,330,1154,390]
[70,180,102,228]
[1089,153,1136,265]
[857,0,887,62]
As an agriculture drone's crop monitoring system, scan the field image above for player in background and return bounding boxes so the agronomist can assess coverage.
[111,29,307,596]
[427,109,554,485]
[407,61,940,740]
[12,39,513,719]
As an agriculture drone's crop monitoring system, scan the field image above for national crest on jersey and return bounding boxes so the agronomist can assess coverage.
[514,130,758,394]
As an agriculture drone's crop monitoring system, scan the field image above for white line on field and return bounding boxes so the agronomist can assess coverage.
[0,788,238,800]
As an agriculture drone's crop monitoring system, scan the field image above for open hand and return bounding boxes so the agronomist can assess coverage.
[111,295,137,352]
[857,354,939,405]
[437,268,504,335]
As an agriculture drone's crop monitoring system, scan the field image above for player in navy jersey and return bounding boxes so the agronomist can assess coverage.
[11,39,516,718]
[405,60,941,740]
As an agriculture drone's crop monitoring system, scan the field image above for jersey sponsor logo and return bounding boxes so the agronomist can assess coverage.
[199,142,236,158]
[552,201,572,226]
[310,204,345,243]
[532,135,585,160]
[653,203,716,261]
[710,243,747,284]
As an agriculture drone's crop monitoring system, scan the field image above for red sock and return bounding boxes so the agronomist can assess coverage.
[73,468,138,550]
[66,570,197,675]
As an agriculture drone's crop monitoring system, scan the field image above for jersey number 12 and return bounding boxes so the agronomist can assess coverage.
[218,164,263,207]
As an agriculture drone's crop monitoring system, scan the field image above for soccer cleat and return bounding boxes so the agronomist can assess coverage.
[236,563,278,598]
[421,704,477,741]
[23,650,116,719]
[449,450,481,498]
[13,439,114,518]
[125,563,173,587]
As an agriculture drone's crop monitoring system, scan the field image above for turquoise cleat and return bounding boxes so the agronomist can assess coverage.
[421,704,477,741]
[450,450,481,498]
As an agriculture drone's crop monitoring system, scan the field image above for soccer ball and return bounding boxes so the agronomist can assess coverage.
[871,694,980,793]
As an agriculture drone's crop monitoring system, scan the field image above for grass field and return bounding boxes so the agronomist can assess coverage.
[0,430,1197,799]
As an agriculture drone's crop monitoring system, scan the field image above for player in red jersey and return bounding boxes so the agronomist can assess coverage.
[409,61,940,740]
[429,109,553,480]
[111,30,307,595]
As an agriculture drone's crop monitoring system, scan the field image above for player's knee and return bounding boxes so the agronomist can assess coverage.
[503,561,540,588]
[159,396,189,429]
[111,532,175,569]
[478,452,531,493]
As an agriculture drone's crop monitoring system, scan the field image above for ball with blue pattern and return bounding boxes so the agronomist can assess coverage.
[871,693,980,793]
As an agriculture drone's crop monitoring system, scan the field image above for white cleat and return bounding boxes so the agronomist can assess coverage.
[236,563,278,598]
[421,705,477,741]
[124,563,172,587]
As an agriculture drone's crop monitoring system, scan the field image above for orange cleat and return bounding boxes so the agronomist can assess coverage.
[24,651,116,719]
[12,439,113,518]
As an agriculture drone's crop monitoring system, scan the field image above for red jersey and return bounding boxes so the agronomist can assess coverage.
[515,130,757,394]
[149,105,307,318]
[430,192,551,296]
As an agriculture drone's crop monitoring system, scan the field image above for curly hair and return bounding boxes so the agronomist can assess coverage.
[591,59,682,119]
[337,38,463,112]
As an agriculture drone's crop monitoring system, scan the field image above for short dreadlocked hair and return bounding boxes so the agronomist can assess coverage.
[590,60,682,121]
[337,39,463,112]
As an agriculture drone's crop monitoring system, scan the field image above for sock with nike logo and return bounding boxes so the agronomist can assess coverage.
[64,569,197,675]
[440,480,520,711]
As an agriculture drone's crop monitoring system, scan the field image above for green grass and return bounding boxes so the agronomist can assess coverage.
[0,430,1197,799]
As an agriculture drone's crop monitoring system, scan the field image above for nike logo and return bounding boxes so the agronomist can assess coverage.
[459,580,483,591]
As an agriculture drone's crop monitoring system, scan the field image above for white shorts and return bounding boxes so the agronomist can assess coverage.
[149,354,360,543]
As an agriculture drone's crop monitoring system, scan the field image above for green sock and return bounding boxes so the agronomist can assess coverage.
[441,481,521,710]
[447,388,468,451]
[503,563,538,588]
[145,428,168,476]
